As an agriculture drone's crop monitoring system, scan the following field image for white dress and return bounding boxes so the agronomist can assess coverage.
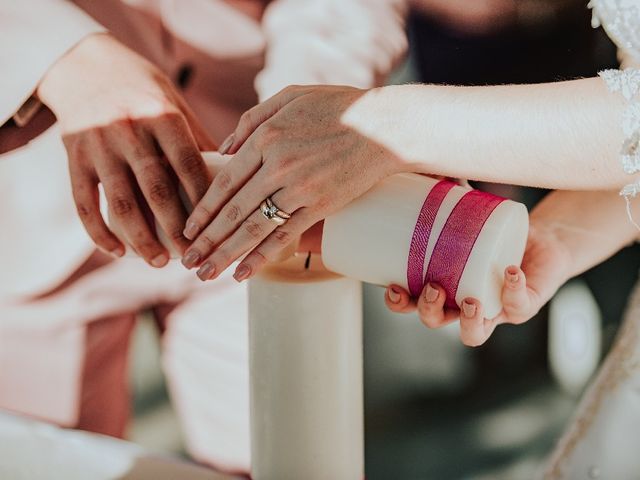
[543,2,640,478]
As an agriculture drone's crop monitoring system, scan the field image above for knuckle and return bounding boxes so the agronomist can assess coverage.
[76,202,92,218]
[244,220,263,239]
[177,150,204,176]
[223,203,242,222]
[148,179,173,206]
[199,232,217,249]
[272,228,292,246]
[215,171,233,192]
[111,195,135,217]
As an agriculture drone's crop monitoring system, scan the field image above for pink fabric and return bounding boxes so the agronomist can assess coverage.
[406,180,456,298]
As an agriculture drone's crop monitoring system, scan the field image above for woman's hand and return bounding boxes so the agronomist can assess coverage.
[38,33,215,267]
[181,85,404,281]
[385,221,572,346]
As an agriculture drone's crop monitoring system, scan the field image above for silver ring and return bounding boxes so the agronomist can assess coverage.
[260,196,291,225]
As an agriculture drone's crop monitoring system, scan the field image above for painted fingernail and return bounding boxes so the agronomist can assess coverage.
[234,264,251,282]
[388,287,401,304]
[183,220,199,240]
[150,253,169,268]
[462,300,476,318]
[197,262,215,281]
[219,133,235,155]
[506,267,519,284]
[110,246,125,258]
[424,283,439,303]
[182,250,201,269]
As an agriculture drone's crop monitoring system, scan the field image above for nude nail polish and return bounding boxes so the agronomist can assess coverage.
[424,283,439,302]
[197,262,215,281]
[218,133,235,155]
[388,287,401,303]
[234,264,251,282]
[182,250,201,269]
[150,253,168,268]
[462,300,476,318]
[183,220,199,240]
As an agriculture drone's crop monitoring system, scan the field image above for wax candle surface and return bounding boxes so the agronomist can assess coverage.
[322,174,529,318]
[249,254,363,480]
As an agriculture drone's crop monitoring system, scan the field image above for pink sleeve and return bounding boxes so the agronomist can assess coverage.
[0,0,105,126]
[254,0,408,101]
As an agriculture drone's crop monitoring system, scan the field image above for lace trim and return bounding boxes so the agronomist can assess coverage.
[599,69,640,228]
[590,0,640,64]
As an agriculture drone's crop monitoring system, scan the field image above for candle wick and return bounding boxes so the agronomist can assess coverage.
[304,251,311,270]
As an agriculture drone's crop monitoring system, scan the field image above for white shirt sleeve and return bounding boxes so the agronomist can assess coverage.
[0,0,105,126]
[254,0,408,101]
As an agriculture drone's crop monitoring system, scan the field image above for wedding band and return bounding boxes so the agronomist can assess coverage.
[260,196,291,225]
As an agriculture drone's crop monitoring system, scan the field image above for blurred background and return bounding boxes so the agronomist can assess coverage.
[121,2,639,479]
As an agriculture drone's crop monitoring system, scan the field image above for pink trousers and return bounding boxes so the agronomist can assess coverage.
[0,251,250,473]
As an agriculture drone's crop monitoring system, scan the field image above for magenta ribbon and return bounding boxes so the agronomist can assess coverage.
[407,180,505,307]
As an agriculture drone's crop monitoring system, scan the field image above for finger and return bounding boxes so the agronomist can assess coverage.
[170,90,217,151]
[183,139,264,242]
[459,298,493,347]
[501,265,534,324]
[69,163,125,257]
[98,163,169,267]
[219,85,312,155]
[195,203,283,281]
[123,133,190,254]
[416,283,458,329]
[232,208,316,280]
[384,285,416,314]
[151,112,211,206]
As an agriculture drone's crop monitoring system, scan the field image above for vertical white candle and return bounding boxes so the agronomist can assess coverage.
[249,253,363,480]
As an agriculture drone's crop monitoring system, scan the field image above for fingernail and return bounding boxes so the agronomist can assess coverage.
[462,300,476,318]
[110,246,125,258]
[182,250,201,269]
[424,283,439,303]
[150,253,169,268]
[506,267,519,284]
[218,133,235,155]
[388,287,401,304]
[183,220,199,240]
[197,262,215,281]
[234,264,251,282]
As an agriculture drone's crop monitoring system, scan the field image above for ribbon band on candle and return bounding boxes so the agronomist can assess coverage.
[407,180,505,308]
[406,180,456,298]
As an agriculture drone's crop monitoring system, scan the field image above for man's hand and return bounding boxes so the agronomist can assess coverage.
[38,33,215,266]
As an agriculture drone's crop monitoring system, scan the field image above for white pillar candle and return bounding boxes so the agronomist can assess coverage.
[322,174,528,318]
[249,254,363,480]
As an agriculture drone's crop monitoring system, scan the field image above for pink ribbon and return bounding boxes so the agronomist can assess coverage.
[407,180,505,308]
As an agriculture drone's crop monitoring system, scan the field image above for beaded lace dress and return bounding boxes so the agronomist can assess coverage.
[543,3,640,478]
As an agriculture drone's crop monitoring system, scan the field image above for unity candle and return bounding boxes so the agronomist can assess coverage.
[249,254,363,480]
[322,174,529,319]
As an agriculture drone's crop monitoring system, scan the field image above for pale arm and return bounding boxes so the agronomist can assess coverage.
[344,79,628,190]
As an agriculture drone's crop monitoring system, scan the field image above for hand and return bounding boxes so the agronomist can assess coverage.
[180,85,404,281]
[385,221,572,346]
[38,33,215,267]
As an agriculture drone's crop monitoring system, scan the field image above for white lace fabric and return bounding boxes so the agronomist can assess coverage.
[591,0,640,225]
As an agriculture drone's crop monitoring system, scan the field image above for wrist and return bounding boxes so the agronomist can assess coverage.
[37,32,115,111]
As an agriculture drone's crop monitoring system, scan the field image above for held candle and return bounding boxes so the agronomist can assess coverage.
[322,174,529,318]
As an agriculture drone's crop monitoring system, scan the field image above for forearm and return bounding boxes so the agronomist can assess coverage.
[532,190,637,280]
[344,79,627,190]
